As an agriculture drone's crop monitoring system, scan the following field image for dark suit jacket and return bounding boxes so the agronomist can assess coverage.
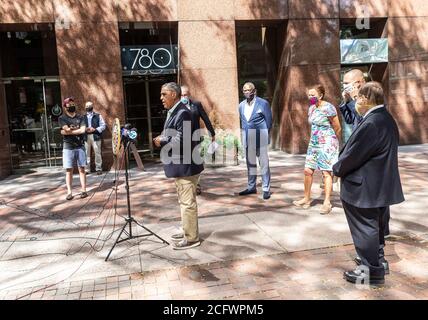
[339,100,363,130]
[189,99,215,140]
[333,107,405,208]
[160,102,204,178]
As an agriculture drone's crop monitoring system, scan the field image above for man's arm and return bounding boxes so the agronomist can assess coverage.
[61,125,86,135]
[160,111,190,148]
[197,102,215,137]
[61,125,72,136]
[333,122,379,177]
[339,100,358,125]
[61,116,86,135]
[96,114,106,133]
[263,100,273,130]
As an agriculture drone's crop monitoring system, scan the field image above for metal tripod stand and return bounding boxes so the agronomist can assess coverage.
[105,140,169,261]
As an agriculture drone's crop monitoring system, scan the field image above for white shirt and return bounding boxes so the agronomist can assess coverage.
[363,104,385,119]
[244,98,256,121]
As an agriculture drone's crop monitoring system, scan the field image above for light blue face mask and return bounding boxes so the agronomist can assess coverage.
[181,97,189,105]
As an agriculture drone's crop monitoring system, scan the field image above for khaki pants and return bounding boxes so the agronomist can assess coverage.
[175,174,200,242]
[85,134,102,171]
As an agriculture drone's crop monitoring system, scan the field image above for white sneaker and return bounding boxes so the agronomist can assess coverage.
[172,239,201,250]
[170,232,184,241]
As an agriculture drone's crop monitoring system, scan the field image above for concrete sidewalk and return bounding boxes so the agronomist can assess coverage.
[0,144,427,299]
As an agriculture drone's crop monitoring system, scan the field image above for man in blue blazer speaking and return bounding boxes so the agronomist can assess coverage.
[238,82,273,200]
[153,82,204,250]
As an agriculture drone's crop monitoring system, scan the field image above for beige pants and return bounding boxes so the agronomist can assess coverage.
[175,174,200,242]
[85,134,102,171]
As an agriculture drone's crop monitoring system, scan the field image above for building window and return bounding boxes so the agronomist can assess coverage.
[235,21,286,104]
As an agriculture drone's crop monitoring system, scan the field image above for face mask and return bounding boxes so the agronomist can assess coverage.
[66,105,76,113]
[181,97,189,105]
[244,91,255,101]
[309,97,318,106]
[343,83,353,93]
[86,107,93,112]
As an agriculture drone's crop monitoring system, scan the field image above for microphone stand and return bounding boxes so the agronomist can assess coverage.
[105,139,169,261]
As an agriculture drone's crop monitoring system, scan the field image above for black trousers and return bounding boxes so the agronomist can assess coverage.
[342,200,389,277]
[379,206,390,261]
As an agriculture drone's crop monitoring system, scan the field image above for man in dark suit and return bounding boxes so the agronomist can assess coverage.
[333,82,404,285]
[340,69,365,132]
[340,69,391,270]
[153,82,204,250]
[238,82,273,200]
[181,85,215,195]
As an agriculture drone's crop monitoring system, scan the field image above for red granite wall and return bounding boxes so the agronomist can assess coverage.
[54,1,124,171]
[275,0,341,153]
[388,0,428,144]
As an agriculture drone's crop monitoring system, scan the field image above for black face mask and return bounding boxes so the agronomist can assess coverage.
[244,91,256,102]
[86,107,93,112]
[66,106,76,113]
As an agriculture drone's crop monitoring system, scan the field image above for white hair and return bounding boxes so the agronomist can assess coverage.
[243,82,256,90]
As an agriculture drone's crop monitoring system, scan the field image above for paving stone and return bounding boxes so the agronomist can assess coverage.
[1,148,428,300]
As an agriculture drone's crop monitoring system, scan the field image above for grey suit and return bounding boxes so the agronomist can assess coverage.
[239,97,272,192]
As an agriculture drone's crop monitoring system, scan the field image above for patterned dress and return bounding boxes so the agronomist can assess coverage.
[305,102,339,171]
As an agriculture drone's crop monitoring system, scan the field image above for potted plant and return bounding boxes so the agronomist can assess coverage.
[200,110,242,166]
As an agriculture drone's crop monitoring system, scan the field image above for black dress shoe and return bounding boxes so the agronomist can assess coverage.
[263,191,271,200]
[344,269,385,285]
[238,189,257,196]
[354,257,390,275]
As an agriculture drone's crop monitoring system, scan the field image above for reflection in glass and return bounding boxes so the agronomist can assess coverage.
[235,22,286,104]
[119,22,178,159]
[5,80,62,169]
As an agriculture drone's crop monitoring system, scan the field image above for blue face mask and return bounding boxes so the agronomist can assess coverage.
[181,97,189,105]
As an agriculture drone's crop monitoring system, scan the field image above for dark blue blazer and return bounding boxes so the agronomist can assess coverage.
[333,107,405,208]
[239,97,272,149]
[84,112,102,141]
[160,103,204,178]
[339,100,363,130]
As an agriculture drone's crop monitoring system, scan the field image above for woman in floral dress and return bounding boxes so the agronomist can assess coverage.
[293,85,342,214]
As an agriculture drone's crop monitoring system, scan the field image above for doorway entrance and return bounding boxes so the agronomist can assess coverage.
[3,77,63,169]
[118,21,178,159]
[0,24,61,171]
[123,74,176,157]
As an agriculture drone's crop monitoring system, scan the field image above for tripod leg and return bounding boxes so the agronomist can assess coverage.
[105,221,130,261]
[134,221,170,245]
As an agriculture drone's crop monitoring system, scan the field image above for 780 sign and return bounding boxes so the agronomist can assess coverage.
[129,47,173,70]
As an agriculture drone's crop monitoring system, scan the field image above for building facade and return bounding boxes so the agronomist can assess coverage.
[1,0,427,178]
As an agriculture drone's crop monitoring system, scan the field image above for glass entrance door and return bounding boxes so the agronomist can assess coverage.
[4,78,62,170]
[123,74,176,157]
